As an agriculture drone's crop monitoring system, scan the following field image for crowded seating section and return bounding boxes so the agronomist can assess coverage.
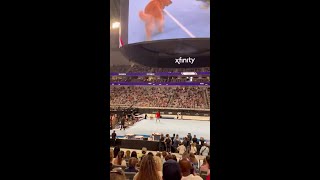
[110,86,210,109]
[110,133,210,180]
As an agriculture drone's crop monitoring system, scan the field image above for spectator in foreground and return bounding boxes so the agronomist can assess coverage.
[165,154,173,161]
[182,152,190,161]
[113,151,126,167]
[133,154,160,180]
[163,159,182,180]
[206,156,211,180]
[110,150,114,171]
[138,147,147,160]
[156,152,161,158]
[125,150,131,161]
[125,157,138,173]
[200,156,210,172]
[110,168,126,180]
[189,153,199,173]
[172,154,177,161]
[113,146,120,158]
[153,156,163,177]
[131,151,137,159]
[179,159,202,180]
[162,151,167,163]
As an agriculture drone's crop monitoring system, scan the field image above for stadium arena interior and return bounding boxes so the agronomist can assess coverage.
[110,0,211,180]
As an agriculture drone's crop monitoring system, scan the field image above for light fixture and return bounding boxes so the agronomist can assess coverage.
[111,22,120,29]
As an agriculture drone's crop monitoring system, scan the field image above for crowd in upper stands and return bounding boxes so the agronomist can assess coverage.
[110,86,210,109]
[110,65,210,73]
[110,76,210,83]
[110,132,210,180]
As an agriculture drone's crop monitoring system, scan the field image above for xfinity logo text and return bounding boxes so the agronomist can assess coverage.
[175,57,195,64]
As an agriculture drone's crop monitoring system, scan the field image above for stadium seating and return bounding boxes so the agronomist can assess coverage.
[110,86,210,109]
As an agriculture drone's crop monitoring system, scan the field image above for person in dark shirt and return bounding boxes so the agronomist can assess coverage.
[171,133,175,142]
[113,146,120,158]
[163,159,182,180]
[192,135,198,144]
[199,137,205,147]
[165,134,172,153]
[187,133,192,142]
[159,134,165,151]
[185,136,191,153]
[172,135,180,153]
[120,117,125,130]
[183,137,188,148]
[131,151,138,159]
[111,130,117,147]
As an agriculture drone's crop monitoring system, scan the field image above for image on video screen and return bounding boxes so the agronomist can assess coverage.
[128,0,210,44]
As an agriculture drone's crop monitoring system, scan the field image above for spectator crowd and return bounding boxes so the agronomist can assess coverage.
[110,65,210,73]
[110,86,210,109]
[111,76,210,83]
[110,132,210,180]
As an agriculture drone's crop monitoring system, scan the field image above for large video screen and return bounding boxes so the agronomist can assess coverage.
[126,0,210,44]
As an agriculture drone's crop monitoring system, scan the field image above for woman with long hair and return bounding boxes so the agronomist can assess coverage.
[190,143,197,154]
[113,151,127,167]
[156,152,162,159]
[113,146,120,158]
[125,150,131,161]
[131,151,138,159]
[133,154,160,180]
[153,156,163,177]
[181,152,190,160]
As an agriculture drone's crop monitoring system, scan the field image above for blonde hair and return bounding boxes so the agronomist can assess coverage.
[136,155,159,180]
[125,150,131,158]
[153,156,163,172]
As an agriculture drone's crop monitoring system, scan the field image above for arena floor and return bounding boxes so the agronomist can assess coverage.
[110,118,210,142]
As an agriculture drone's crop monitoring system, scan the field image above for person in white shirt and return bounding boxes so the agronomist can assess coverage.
[199,143,209,156]
[179,159,202,180]
[177,143,186,155]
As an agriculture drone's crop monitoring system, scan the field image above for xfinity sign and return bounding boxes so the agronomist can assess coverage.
[175,57,195,64]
